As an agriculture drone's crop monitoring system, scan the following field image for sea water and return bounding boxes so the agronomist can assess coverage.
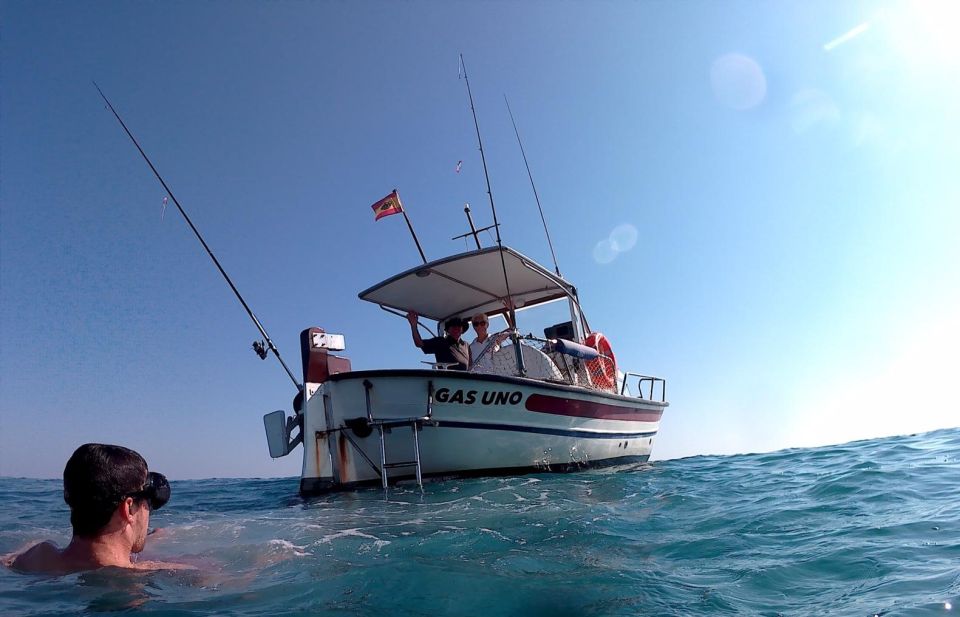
[1,427,957,616]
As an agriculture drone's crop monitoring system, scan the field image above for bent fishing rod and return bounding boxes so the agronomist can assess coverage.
[504,95,561,278]
[94,82,302,392]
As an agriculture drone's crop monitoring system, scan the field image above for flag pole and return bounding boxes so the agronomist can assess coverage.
[395,190,427,264]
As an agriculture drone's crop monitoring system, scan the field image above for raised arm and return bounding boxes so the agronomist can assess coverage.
[502,297,517,329]
[407,311,424,348]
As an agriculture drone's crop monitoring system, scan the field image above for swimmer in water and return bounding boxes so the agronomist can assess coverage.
[2,443,194,574]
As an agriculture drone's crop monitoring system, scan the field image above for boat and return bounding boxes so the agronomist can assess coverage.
[94,82,668,496]
[263,244,668,495]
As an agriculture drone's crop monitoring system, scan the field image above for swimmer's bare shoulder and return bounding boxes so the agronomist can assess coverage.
[3,541,66,574]
[3,542,197,574]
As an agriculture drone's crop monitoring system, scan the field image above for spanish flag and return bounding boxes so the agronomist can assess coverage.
[371,190,403,221]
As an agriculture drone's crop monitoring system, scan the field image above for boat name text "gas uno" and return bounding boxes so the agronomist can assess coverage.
[434,388,524,405]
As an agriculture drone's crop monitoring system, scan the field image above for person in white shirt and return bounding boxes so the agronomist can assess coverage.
[469,313,497,365]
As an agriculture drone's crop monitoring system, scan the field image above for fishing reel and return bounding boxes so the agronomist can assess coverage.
[252,340,268,360]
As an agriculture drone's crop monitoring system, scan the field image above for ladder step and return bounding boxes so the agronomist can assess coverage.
[383,461,419,469]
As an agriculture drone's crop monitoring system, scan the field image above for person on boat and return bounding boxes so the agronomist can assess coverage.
[2,443,193,574]
[469,312,499,363]
[406,311,470,370]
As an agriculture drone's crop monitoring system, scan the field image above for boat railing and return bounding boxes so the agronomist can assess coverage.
[620,372,667,402]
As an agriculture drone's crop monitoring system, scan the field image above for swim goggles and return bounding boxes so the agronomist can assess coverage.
[128,471,171,510]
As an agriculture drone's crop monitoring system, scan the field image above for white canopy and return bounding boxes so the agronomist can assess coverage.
[358,246,577,323]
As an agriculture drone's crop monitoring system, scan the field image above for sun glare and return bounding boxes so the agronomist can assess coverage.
[788,306,960,448]
[877,1,960,69]
[824,23,870,52]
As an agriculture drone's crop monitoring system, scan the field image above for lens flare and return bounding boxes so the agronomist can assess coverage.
[710,53,767,110]
[593,239,617,264]
[609,224,638,252]
[789,89,840,134]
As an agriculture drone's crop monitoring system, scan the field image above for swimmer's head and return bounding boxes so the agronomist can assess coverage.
[63,444,168,537]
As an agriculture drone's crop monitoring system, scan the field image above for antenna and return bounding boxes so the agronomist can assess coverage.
[452,203,501,248]
[459,55,517,328]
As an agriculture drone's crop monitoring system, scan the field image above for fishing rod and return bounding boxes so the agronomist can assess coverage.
[504,95,561,278]
[458,55,518,333]
[94,82,302,392]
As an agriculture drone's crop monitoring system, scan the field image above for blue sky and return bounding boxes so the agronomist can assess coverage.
[2,1,958,479]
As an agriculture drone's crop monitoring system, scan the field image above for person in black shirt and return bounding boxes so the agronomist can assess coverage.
[406,311,470,370]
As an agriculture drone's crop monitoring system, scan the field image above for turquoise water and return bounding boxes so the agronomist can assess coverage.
[1,428,958,616]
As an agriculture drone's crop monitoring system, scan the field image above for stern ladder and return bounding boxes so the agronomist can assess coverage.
[362,379,434,490]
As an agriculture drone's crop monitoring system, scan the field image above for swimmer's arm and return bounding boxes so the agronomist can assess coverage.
[135,528,197,570]
[132,559,198,571]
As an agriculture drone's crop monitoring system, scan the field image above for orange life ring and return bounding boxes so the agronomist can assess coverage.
[584,332,617,391]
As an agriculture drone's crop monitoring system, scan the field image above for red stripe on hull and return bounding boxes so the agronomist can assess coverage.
[525,394,663,422]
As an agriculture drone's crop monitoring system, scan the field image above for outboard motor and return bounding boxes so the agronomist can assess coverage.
[300,327,351,399]
[263,326,351,459]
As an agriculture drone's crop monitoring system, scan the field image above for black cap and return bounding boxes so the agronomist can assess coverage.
[444,317,469,332]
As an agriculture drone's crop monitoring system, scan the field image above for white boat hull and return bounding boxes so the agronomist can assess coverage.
[299,369,665,494]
